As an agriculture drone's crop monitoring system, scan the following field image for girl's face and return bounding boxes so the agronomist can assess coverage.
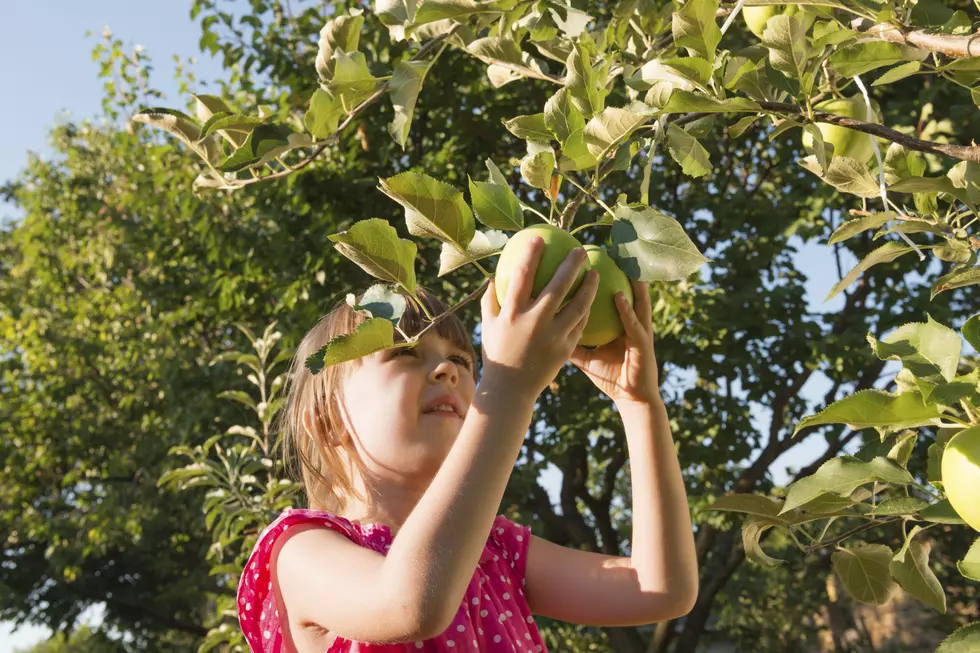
[339,331,477,484]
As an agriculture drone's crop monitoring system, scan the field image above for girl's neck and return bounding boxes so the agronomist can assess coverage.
[338,481,428,537]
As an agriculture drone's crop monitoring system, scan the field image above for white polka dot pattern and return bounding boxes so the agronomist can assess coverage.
[236,510,547,652]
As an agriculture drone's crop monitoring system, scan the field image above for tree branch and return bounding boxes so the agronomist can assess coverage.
[851,18,980,59]
[757,101,980,164]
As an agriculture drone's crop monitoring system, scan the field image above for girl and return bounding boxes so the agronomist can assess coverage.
[237,237,699,652]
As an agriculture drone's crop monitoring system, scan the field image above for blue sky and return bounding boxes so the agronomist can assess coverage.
[1,2,952,651]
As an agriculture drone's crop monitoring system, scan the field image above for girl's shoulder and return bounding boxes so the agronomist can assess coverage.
[236,508,394,652]
[235,510,533,652]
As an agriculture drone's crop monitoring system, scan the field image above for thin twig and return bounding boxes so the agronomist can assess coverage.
[804,516,902,554]
[411,278,491,341]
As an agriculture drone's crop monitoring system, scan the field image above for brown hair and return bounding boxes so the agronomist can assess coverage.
[277,286,477,514]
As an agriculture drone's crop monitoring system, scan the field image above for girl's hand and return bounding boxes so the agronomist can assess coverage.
[480,237,599,400]
[569,279,661,407]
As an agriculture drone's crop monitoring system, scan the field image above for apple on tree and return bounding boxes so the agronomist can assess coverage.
[493,223,635,348]
[742,4,820,39]
[942,426,980,532]
[802,95,883,164]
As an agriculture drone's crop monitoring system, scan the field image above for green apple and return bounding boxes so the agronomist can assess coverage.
[802,96,882,164]
[942,426,980,532]
[743,4,817,39]
[579,245,634,347]
[494,223,586,308]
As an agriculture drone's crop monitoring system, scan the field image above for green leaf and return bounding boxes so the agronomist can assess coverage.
[823,242,917,303]
[798,155,880,198]
[947,161,980,206]
[626,59,700,93]
[666,123,711,178]
[200,113,264,140]
[216,390,257,410]
[870,497,929,516]
[485,158,510,187]
[781,456,913,514]
[884,142,928,181]
[468,177,523,231]
[315,9,365,81]
[920,498,966,524]
[832,545,899,605]
[936,622,980,653]
[584,102,656,158]
[414,0,497,25]
[911,0,954,27]
[957,537,980,581]
[305,88,345,138]
[216,123,296,173]
[932,266,980,299]
[548,2,593,38]
[502,114,553,143]
[378,171,476,248]
[388,60,434,150]
[544,88,586,144]
[306,318,396,373]
[346,283,407,324]
[467,36,524,67]
[830,42,906,77]
[792,389,943,439]
[728,114,762,138]
[376,0,417,41]
[707,494,789,522]
[763,14,812,90]
[438,229,509,276]
[929,368,980,407]
[887,429,918,467]
[610,203,710,282]
[661,90,763,114]
[520,150,556,190]
[327,218,418,294]
[565,37,607,119]
[889,540,946,612]
[324,51,384,110]
[131,107,218,163]
[872,60,922,86]
[194,94,246,146]
[963,314,980,353]
[828,213,892,245]
[796,493,857,515]
[866,314,962,401]
[742,516,784,568]
[672,0,721,62]
[193,93,235,121]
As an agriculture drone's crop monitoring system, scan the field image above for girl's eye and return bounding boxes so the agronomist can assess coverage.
[452,355,474,369]
[394,348,417,358]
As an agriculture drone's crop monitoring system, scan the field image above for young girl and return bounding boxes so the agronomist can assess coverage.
[237,237,699,652]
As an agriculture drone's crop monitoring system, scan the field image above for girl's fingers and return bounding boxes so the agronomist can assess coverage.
[482,277,500,319]
[505,236,544,313]
[536,248,590,315]
[568,343,590,369]
[631,279,653,335]
[555,269,598,333]
[616,292,647,343]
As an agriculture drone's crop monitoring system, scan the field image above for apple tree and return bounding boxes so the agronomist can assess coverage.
[134,0,980,650]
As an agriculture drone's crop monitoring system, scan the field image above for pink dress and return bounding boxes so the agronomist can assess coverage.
[237,509,550,653]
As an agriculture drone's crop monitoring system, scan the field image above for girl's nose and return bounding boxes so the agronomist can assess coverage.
[429,359,458,385]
